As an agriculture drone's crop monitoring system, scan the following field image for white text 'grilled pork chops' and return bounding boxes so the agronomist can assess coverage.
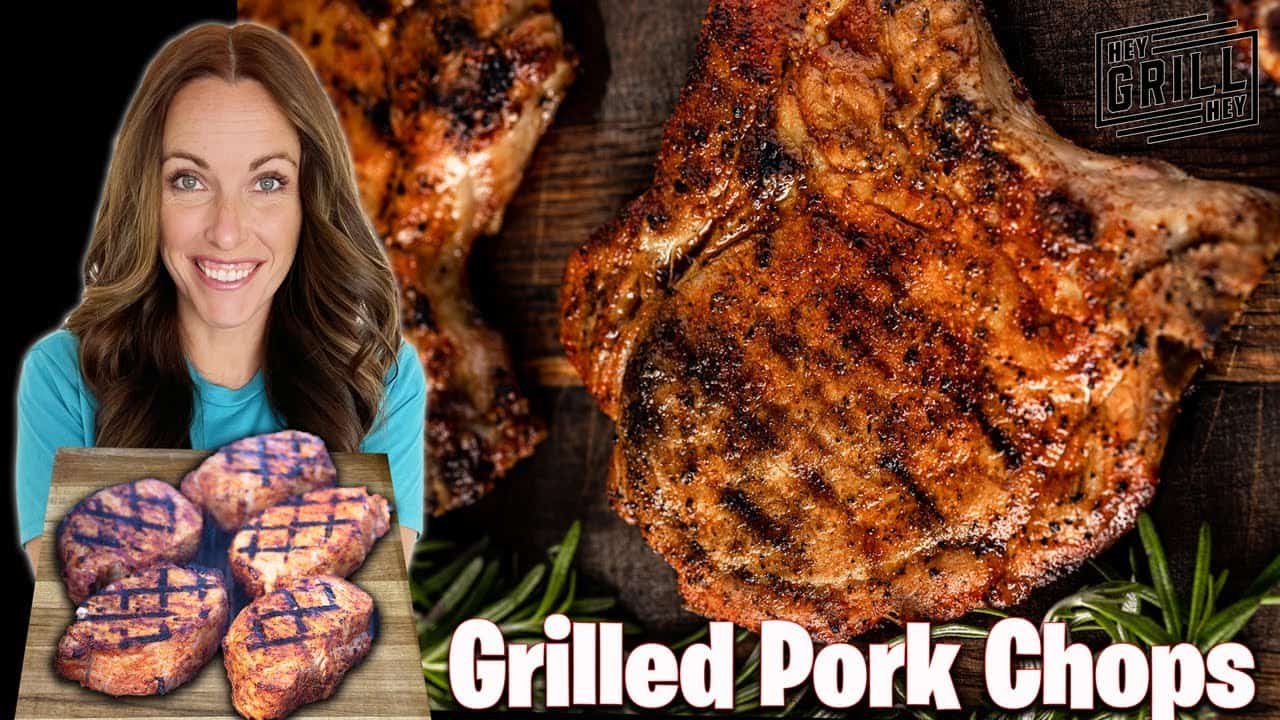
[181,430,337,532]
[58,478,202,605]
[561,0,1280,641]
[55,565,230,696]
[223,575,374,720]
[239,0,576,515]
[230,486,390,596]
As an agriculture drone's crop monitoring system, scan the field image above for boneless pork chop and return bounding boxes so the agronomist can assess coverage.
[229,486,390,596]
[182,430,338,531]
[57,478,202,604]
[223,575,375,720]
[561,0,1280,641]
[55,565,229,696]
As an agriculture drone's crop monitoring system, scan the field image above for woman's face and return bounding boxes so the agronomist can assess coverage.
[160,76,302,333]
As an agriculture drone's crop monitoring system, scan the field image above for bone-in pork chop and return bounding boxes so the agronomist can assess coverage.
[240,0,576,514]
[57,479,202,604]
[55,565,229,696]
[561,0,1280,641]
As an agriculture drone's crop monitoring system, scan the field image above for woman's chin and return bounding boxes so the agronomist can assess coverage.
[189,302,264,332]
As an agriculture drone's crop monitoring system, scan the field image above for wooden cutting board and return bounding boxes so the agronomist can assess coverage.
[15,448,429,720]
[434,0,1279,714]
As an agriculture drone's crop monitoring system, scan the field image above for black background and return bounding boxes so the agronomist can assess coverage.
[2,4,234,715]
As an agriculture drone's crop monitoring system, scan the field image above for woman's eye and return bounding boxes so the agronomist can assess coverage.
[172,173,203,191]
[256,176,285,192]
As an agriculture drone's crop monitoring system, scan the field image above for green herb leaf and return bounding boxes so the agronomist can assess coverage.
[532,520,581,620]
[1186,522,1211,642]
[1137,513,1182,637]
[1198,594,1264,651]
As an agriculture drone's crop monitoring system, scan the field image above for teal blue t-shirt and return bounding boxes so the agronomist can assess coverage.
[14,328,426,543]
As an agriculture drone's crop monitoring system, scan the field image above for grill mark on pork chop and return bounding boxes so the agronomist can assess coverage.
[182,430,338,531]
[77,567,216,647]
[244,582,342,651]
[235,493,365,561]
[76,483,180,537]
[221,433,312,486]
[876,452,944,525]
[70,530,122,548]
[719,487,796,552]
[59,480,203,604]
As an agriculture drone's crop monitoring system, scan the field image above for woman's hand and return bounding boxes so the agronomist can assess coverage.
[24,537,41,576]
[400,526,416,570]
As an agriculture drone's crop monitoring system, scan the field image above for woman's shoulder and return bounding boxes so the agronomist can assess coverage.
[384,338,426,395]
[22,328,82,377]
[19,328,90,401]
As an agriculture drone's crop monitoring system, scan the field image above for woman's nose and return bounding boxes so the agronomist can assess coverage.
[208,194,244,250]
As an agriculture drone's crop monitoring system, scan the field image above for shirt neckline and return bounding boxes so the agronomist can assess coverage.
[187,359,265,407]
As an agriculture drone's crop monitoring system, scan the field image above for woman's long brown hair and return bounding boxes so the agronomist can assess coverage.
[66,23,402,452]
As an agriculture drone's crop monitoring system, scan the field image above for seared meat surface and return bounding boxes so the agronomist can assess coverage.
[57,479,202,604]
[223,575,375,720]
[181,430,337,532]
[241,0,576,514]
[1228,0,1280,84]
[230,486,390,596]
[55,565,229,696]
[561,0,1280,641]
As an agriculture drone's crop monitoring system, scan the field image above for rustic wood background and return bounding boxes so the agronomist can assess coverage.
[16,448,428,720]
[424,0,1280,714]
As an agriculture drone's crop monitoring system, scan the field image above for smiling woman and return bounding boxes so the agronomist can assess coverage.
[14,23,425,567]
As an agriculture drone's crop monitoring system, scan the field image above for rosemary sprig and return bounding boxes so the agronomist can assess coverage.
[1043,514,1280,658]
[412,513,1279,717]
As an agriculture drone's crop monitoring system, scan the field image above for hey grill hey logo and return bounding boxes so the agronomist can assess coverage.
[1095,14,1258,143]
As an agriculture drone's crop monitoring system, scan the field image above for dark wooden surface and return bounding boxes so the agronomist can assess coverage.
[434,0,1279,714]
[17,448,428,720]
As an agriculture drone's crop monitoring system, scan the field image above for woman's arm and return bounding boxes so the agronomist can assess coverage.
[363,340,427,569]
[16,332,92,573]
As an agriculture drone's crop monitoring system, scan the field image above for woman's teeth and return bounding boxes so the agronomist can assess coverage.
[197,260,256,283]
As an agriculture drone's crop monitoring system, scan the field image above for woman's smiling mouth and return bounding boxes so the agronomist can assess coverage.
[194,258,263,289]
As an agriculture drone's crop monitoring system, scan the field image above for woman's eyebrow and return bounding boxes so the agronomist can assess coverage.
[250,152,298,170]
[163,150,208,168]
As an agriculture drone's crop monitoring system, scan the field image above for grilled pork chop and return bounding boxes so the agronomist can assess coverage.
[55,565,229,696]
[224,575,374,720]
[561,0,1280,641]
[230,486,390,596]
[57,479,202,604]
[181,430,338,532]
[1228,0,1280,84]
[241,0,575,514]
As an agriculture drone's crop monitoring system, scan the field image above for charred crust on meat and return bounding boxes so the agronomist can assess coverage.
[876,452,945,526]
[1036,190,1096,257]
[739,122,798,190]
[719,487,797,552]
[557,0,1280,643]
[435,15,475,54]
